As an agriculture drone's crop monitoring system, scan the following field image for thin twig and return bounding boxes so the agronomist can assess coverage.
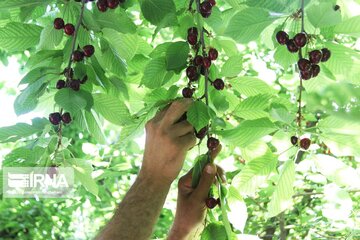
[279,212,287,240]
[296,0,305,129]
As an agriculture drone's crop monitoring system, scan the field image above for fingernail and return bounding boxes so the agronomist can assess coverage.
[205,164,215,174]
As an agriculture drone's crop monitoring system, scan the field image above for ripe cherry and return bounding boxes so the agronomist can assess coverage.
[47,166,59,179]
[286,39,299,53]
[309,50,322,64]
[213,78,224,90]
[208,0,216,6]
[202,57,211,69]
[321,48,331,62]
[207,137,219,150]
[83,45,95,57]
[194,55,203,66]
[49,112,62,125]
[54,18,65,30]
[300,138,311,150]
[69,80,81,91]
[107,0,119,9]
[311,65,320,77]
[187,27,198,36]
[187,34,198,45]
[186,66,199,81]
[97,0,108,12]
[64,23,75,36]
[62,112,72,124]
[205,197,218,209]
[200,1,212,18]
[291,136,298,145]
[72,50,84,62]
[56,80,66,89]
[276,31,289,45]
[208,48,218,61]
[182,87,194,98]
[195,127,208,139]
[294,32,307,48]
[298,58,312,72]
[301,70,312,80]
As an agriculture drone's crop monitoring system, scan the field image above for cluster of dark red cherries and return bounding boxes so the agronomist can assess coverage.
[54,18,75,36]
[49,112,72,125]
[276,30,331,80]
[96,0,125,12]
[205,197,220,209]
[290,136,311,150]
[199,0,216,18]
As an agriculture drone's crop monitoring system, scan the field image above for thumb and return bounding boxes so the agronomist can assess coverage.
[192,164,217,201]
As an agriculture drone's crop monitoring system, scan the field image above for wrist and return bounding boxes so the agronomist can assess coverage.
[138,169,173,189]
[168,225,190,240]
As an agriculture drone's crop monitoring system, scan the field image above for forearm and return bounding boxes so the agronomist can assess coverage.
[97,173,171,240]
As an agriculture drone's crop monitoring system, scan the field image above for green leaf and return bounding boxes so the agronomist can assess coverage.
[216,118,278,147]
[231,152,277,196]
[37,24,63,50]
[0,22,43,52]
[334,15,360,37]
[274,45,297,69]
[227,186,248,233]
[0,0,51,9]
[54,89,88,113]
[231,77,275,96]
[187,101,211,132]
[139,0,176,26]
[65,158,99,197]
[225,8,278,43]
[191,154,208,188]
[83,110,106,145]
[270,107,293,124]
[165,41,189,72]
[320,133,360,157]
[267,160,295,218]
[233,94,272,120]
[0,122,45,143]
[307,2,342,28]
[201,223,227,240]
[220,55,243,77]
[318,115,360,136]
[93,93,131,126]
[94,10,137,34]
[141,56,168,89]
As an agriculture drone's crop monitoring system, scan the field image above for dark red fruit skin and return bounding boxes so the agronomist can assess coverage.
[188,27,198,36]
[49,112,62,125]
[47,166,59,179]
[286,39,299,53]
[200,1,212,14]
[56,80,66,89]
[291,136,298,145]
[202,57,211,69]
[300,138,311,150]
[213,78,224,90]
[276,31,289,45]
[83,45,95,57]
[301,70,312,80]
[69,80,81,91]
[298,58,312,72]
[311,65,320,77]
[62,112,72,124]
[208,0,216,6]
[193,55,203,66]
[207,137,219,150]
[54,18,65,30]
[294,32,307,48]
[309,50,322,64]
[182,87,193,98]
[64,23,75,36]
[72,50,84,62]
[205,197,218,209]
[321,48,331,62]
[187,34,198,45]
[208,48,218,61]
[186,66,199,81]
[107,0,120,9]
[97,0,108,12]
[195,127,208,139]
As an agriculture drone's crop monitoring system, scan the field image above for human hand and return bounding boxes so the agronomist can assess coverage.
[139,99,197,185]
[168,145,224,240]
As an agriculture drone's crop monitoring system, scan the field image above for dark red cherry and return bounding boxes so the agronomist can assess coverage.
[311,65,320,77]
[56,80,66,89]
[208,48,218,61]
[321,48,331,62]
[54,18,65,30]
[182,87,194,98]
[187,27,198,36]
[291,136,298,145]
[64,23,75,36]
[207,137,219,150]
[286,39,299,53]
[200,1,212,13]
[47,166,59,179]
[205,197,218,209]
[301,70,313,80]
[276,31,289,45]
[300,138,311,150]
[186,66,199,81]
[97,0,108,12]
[187,34,198,45]
[69,80,81,91]
[195,127,208,139]
[294,32,307,48]
[213,78,224,90]
[62,112,72,124]
[208,0,216,6]
[297,58,312,72]
[83,45,95,57]
[193,55,203,66]
[49,112,62,125]
[202,57,211,69]
[72,50,84,62]
[107,0,119,9]
[309,50,322,64]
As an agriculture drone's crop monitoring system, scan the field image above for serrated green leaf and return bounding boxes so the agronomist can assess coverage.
[141,57,167,89]
[201,223,227,240]
[191,154,208,188]
[274,45,297,70]
[165,41,189,72]
[37,24,63,50]
[216,118,278,147]
[267,160,295,218]
[94,10,136,34]
[93,93,131,126]
[139,0,176,26]
[83,110,106,145]
[225,8,278,43]
[221,55,243,77]
[334,15,360,37]
[318,115,360,136]
[0,22,43,52]
[187,101,211,131]
[307,2,342,28]
[231,77,275,96]
[234,94,272,120]
[0,0,51,9]
[0,122,45,143]
[54,89,88,113]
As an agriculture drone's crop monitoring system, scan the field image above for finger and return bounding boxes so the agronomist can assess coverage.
[216,165,227,183]
[192,164,217,201]
[178,168,193,193]
[210,144,222,161]
[152,105,170,123]
[171,121,194,137]
[178,132,197,150]
[161,99,193,128]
